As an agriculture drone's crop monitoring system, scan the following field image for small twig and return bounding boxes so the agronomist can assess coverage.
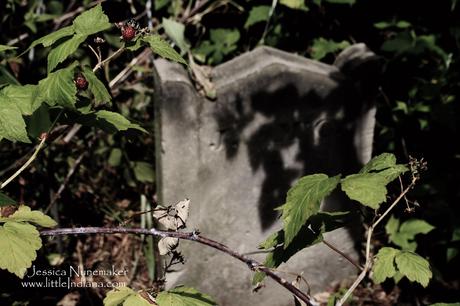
[260,0,278,45]
[109,48,151,88]
[0,135,47,190]
[93,44,126,72]
[179,0,210,23]
[336,177,418,306]
[322,239,363,271]
[88,45,102,63]
[44,140,93,214]
[41,227,313,306]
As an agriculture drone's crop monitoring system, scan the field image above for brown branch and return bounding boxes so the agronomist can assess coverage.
[322,239,363,271]
[40,227,313,305]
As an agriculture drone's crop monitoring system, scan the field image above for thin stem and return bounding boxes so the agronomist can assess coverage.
[88,45,101,63]
[336,177,418,306]
[373,177,417,229]
[41,227,313,305]
[93,44,126,72]
[260,0,278,45]
[0,136,47,190]
[322,239,363,271]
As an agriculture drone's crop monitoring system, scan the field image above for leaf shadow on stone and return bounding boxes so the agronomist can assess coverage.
[213,49,378,230]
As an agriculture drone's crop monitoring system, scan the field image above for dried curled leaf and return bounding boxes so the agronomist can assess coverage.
[153,199,190,231]
[158,237,179,255]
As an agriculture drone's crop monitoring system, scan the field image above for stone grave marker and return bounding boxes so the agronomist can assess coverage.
[153,44,380,305]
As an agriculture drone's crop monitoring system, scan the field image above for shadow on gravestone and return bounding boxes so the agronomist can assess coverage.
[153,44,380,306]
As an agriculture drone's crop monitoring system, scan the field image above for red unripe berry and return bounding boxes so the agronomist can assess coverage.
[122,25,136,41]
[74,75,88,90]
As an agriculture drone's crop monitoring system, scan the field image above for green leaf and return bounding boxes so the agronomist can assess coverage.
[47,34,86,73]
[28,25,75,50]
[341,173,387,209]
[310,38,350,60]
[1,84,42,115]
[359,152,398,173]
[162,18,190,54]
[124,295,153,306]
[104,287,135,306]
[396,21,411,29]
[194,29,240,64]
[280,174,340,247]
[156,286,216,306]
[142,35,187,65]
[377,165,409,183]
[103,287,151,306]
[387,217,434,251]
[341,153,408,208]
[385,215,400,237]
[155,0,171,10]
[399,219,435,237]
[430,303,460,306]
[132,161,155,183]
[323,0,355,4]
[0,222,42,278]
[81,66,112,106]
[108,148,122,167]
[73,4,111,36]
[374,21,392,29]
[372,247,400,283]
[0,192,16,207]
[0,206,57,228]
[395,251,432,287]
[37,64,77,108]
[280,0,309,11]
[254,212,349,284]
[0,93,30,143]
[244,6,271,29]
[259,231,282,250]
[360,153,408,182]
[125,36,143,51]
[0,45,17,52]
[95,110,147,133]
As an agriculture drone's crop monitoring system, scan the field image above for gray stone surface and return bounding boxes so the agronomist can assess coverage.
[153,44,379,305]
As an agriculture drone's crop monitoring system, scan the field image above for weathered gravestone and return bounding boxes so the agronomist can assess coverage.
[153,44,380,305]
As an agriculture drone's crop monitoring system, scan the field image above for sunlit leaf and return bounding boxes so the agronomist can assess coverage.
[0,92,30,143]
[0,222,42,278]
[142,35,187,65]
[37,63,77,108]
[47,34,86,73]
[244,6,271,29]
[395,251,432,287]
[0,205,57,228]
[103,287,152,306]
[73,4,111,36]
[132,161,155,183]
[162,18,190,54]
[95,110,147,133]
[372,247,399,283]
[1,84,42,115]
[280,0,309,11]
[27,25,75,50]
[341,173,387,209]
[156,286,216,306]
[310,38,350,60]
[0,45,17,52]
